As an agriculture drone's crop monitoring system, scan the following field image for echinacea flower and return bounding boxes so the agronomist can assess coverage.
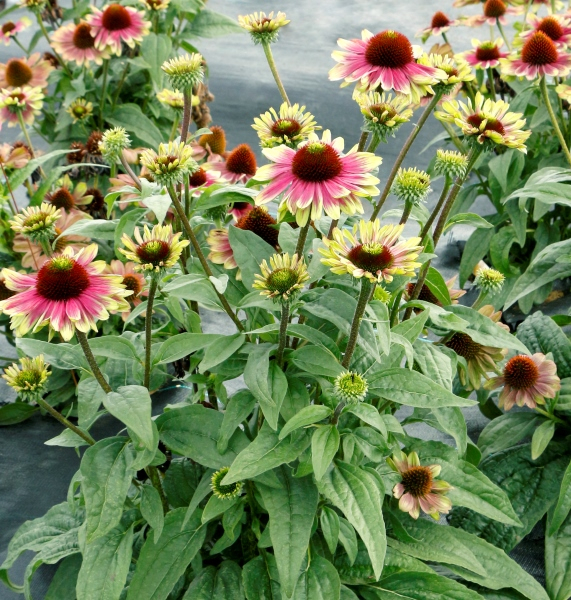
[435,92,530,152]
[0,86,44,127]
[211,467,243,499]
[474,266,505,294]
[105,260,147,319]
[207,228,237,270]
[518,13,571,48]
[416,53,475,94]
[334,371,368,404]
[434,149,469,179]
[486,353,560,410]
[50,21,110,66]
[198,125,227,155]
[140,0,169,11]
[157,88,184,110]
[0,270,15,302]
[99,126,131,162]
[556,83,571,102]
[2,355,50,401]
[0,244,131,341]
[81,187,106,219]
[0,53,53,89]
[252,102,319,148]
[208,143,257,184]
[140,140,197,187]
[0,142,31,169]
[120,223,189,272]
[161,53,204,91]
[329,29,446,102]
[392,167,432,205]
[187,166,222,197]
[253,252,309,302]
[501,31,571,79]
[461,38,508,70]
[320,220,422,284]
[356,91,413,142]
[405,276,466,306]
[418,12,460,43]
[45,177,93,213]
[86,4,151,56]
[66,98,93,123]
[255,130,381,226]
[0,18,32,46]
[228,201,253,221]
[10,203,61,243]
[467,0,522,27]
[511,0,563,11]
[238,11,290,45]
[388,450,453,520]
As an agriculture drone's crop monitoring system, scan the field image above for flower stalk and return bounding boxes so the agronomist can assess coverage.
[262,41,290,105]
[295,220,311,256]
[144,276,158,389]
[540,76,571,168]
[342,278,373,368]
[36,396,96,445]
[180,88,193,143]
[276,301,290,368]
[418,179,452,245]
[76,330,112,394]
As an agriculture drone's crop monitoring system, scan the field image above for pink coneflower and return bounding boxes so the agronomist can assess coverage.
[105,260,147,320]
[329,29,445,101]
[501,30,571,79]
[187,166,222,197]
[462,38,508,69]
[0,244,131,341]
[0,142,31,169]
[519,14,571,48]
[207,228,237,270]
[206,144,257,184]
[51,21,111,67]
[228,201,253,221]
[467,0,522,27]
[388,450,453,520]
[418,12,460,42]
[255,130,382,226]
[86,4,151,55]
[0,86,43,127]
[0,54,53,89]
[0,18,32,46]
[486,353,560,410]
[45,177,93,213]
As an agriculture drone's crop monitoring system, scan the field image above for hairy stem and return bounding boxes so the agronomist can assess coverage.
[36,397,95,445]
[144,277,159,389]
[276,302,290,368]
[295,219,311,256]
[120,152,142,190]
[262,41,290,105]
[180,88,193,143]
[357,131,369,152]
[342,278,372,368]
[146,465,169,514]
[541,76,571,168]
[419,179,451,245]
[76,330,112,394]
[487,67,496,100]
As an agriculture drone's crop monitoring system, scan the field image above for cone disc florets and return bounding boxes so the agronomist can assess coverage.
[334,371,369,404]
[211,467,243,499]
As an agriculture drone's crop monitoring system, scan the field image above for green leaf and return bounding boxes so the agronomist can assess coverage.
[218,390,257,454]
[183,561,244,599]
[290,345,344,379]
[0,403,38,426]
[347,403,387,438]
[546,508,571,600]
[107,104,162,148]
[114,208,147,261]
[366,572,484,600]
[199,333,246,373]
[45,554,82,600]
[57,218,118,240]
[185,9,244,37]
[368,368,476,408]
[222,422,311,485]
[292,556,340,600]
[8,149,75,192]
[412,341,454,390]
[242,555,281,600]
[77,377,106,428]
[127,508,206,599]
[478,412,541,460]
[531,420,555,460]
[445,213,493,232]
[140,33,172,89]
[87,336,139,361]
[201,494,240,524]
[182,469,214,529]
[320,506,340,555]
[154,333,220,364]
[549,458,571,536]
[104,386,154,451]
[258,466,318,598]
[141,485,165,542]
[312,425,340,481]
[317,461,386,581]
[76,510,135,600]
[81,437,135,542]
[424,267,452,306]
[162,274,222,310]
[279,405,332,440]
[229,226,274,289]
[460,227,495,287]
[338,517,358,566]
[16,338,84,370]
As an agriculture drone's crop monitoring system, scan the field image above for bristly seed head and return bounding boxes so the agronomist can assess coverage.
[445,332,483,360]
[401,466,433,497]
[5,59,32,87]
[431,11,451,29]
[292,142,342,182]
[101,4,133,31]
[365,30,414,69]
[537,16,564,41]
[521,31,559,66]
[503,355,539,390]
[347,243,394,274]
[334,371,369,404]
[36,257,90,301]
[225,144,257,176]
[211,466,243,499]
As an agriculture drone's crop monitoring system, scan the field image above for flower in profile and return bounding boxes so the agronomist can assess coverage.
[486,353,560,410]
[0,53,53,89]
[474,266,505,295]
[255,130,381,226]
[10,203,61,243]
[436,92,530,152]
[140,0,170,11]
[162,53,204,91]
[2,355,50,401]
[228,201,253,221]
[321,221,422,284]
[556,83,571,102]
[373,285,391,303]
[46,177,93,213]
[157,88,184,110]
[462,39,508,70]
[392,167,432,205]
[518,14,571,48]
[416,53,474,94]
[105,260,148,319]
[418,12,459,43]
[388,450,453,520]
[99,126,131,162]
[140,140,197,187]
[405,276,466,307]
[253,252,309,302]
[467,0,522,27]
[0,270,15,301]
[211,467,243,499]
[356,91,413,143]
[208,143,257,184]
[66,98,93,123]
[252,102,319,148]
[329,29,446,102]
[334,371,368,404]
[86,4,151,55]
[0,142,31,169]
[198,125,227,155]
[501,31,571,79]
[0,86,44,127]
[0,244,131,341]
[434,149,469,179]
[120,224,189,272]
[51,22,110,66]
[0,18,32,46]
[207,228,237,270]
[238,11,290,45]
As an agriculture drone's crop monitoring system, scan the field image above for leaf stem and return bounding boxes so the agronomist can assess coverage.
[76,330,112,394]
[144,277,159,389]
[276,302,290,368]
[540,76,571,168]
[36,397,96,445]
[261,41,290,105]
[342,278,372,368]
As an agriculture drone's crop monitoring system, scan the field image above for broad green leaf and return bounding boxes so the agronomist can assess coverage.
[0,403,38,426]
[321,507,340,555]
[57,218,117,240]
[478,412,541,460]
[218,390,257,454]
[8,148,75,191]
[546,508,571,600]
[140,33,172,89]
[290,345,344,379]
[531,420,555,460]
[87,336,139,361]
[229,226,274,289]
[312,425,340,481]
[281,376,311,423]
[81,437,135,542]
[127,508,206,599]
[338,517,358,566]
[258,466,318,598]
[16,338,85,370]
[317,461,386,580]
[104,386,154,451]
[185,9,244,37]
[347,403,387,438]
[198,333,246,373]
[201,494,240,524]
[77,377,106,428]
[242,555,281,599]
[162,274,222,309]
[183,561,244,599]
[45,554,82,600]
[459,227,495,288]
[154,333,220,364]
[445,213,493,232]
[549,458,571,536]
[114,208,146,260]
[249,322,341,357]
[292,556,340,600]
[279,405,332,440]
[424,267,452,306]
[182,468,214,529]
[141,485,165,542]
[107,104,162,148]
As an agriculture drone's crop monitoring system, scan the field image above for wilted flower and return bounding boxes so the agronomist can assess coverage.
[208,144,257,184]
[157,88,184,110]
[392,167,432,205]
[0,86,44,127]
[474,266,505,294]
[253,102,319,148]
[51,22,110,66]
[405,276,466,306]
[198,125,227,155]
[434,149,469,179]
[238,11,290,45]
[462,39,508,70]
[99,127,131,162]
[321,220,422,284]
[418,12,460,43]
[388,450,453,520]
[140,140,197,187]
[10,203,60,243]
[0,18,32,46]
[0,53,53,89]
[162,53,204,91]
[357,91,413,142]
[86,4,151,55]
[211,467,243,499]
[486,353,560,410]
[334,371,369,404]
[2,355,50,401]
[253,252,309,302]
[66,98,93,123]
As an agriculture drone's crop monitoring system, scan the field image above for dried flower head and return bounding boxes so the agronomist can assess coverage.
[66,98,93,123]
[474,266,505,294]
[334,371,369,404]
[211,467,243,499]
[434,149,468,179]
[357,91,413,142]
[162,53,204,91]
[9,203,61,243]
[140,140,197,187]
[238,11,290,45]
[253,252,309,302]
[2,355,50,400]
[253,102,319,148]
[392,167,432,205]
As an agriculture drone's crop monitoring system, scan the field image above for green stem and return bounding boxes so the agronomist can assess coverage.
[36,397,96,445]
[180,88,193,143]
[76,330,112,394]
[541,76,571,168]
[442,32,449,45]
[366,132,381,153]
[487,67,496,100]
[342,278,372,368]
[399,200,414,225]
[16,111,37,158]
[471,289,488,311]
[144,277,158,389]
[261,41,290,105]
[36,15,72,76]
[98,60,110,129]
[13,37,28,54]
[111,61,130,110]
[327,219,338,239]
[295,220,311,257]
[370,91,442,221]
[330,401,345,426]
[276,302,290,368]
[146,465,169,513]
[357,131,369,152]
[496,20,511,51]
[120,152,142,189]
[169,113,180,142]
[419,179,451,245]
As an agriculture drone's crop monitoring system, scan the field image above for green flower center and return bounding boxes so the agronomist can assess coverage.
[266,268,299,294]
[14,370,43,389]
[337,372,367,398]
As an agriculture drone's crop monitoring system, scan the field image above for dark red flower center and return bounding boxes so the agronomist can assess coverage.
[401,466,433,497]
[36,257,90,301]
[521,31,559,66]
[237,206,279,247]
[537,16,564,41]
[199,125,226,155]
[483,0,507,18]
[5,59,32,87]
[72,22,95,49]
[466,114,505,135]
[0,280,14,301]
[122,274,141,298]
[475,42,501,62]
[431,11,451,29]
[225,144,257,176]
[292,142,342,182]
[101,4,132,31]
[445,332,482,360]
[48,187,75,211]
[347,243,394,274]
[188,167,208,187]
[503,355,539,390]
[365,30,414,68]
[86,131,103,155]
[85,188,104,211]
[2,22,16,35]
[136,240,170,265]
[271,118,302,137]
[406,282,441,306]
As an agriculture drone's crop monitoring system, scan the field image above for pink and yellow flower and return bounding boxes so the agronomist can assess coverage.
[207,228,237,270]
[417,12,460,42]
[0,142,31,169]
[486,353,560,410]
[120,224,189,272]
[462,38,508,69]
[105,260,148,319]
[0,86,43,127]
[86,3,151,56]
[518,13,571,48]
[329,29,446,101]
[0,244,131,341]
[187,166,222,197]
[255,130,381,226]
[228,201,253,221]
[206,144,257,185]
[0,18,31,46]
[51,21,110,66]
[465,0,522,27]
[45,176,93,213]
[0,53,53,89]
